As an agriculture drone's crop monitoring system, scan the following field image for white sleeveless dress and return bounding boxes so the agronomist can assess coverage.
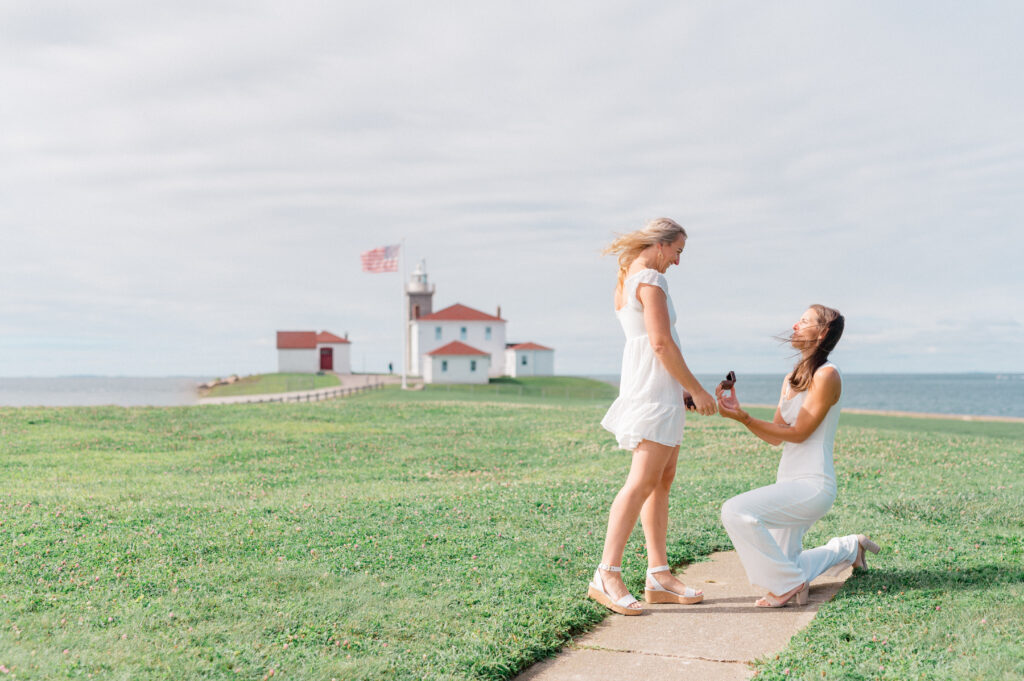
[721,362,862,594]
[600,269,686,451]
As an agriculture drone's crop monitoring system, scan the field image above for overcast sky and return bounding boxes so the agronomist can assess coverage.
[2,1,1022,378]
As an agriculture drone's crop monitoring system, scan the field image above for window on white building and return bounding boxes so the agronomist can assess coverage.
[435,327,442,340]
[442,360,448,372]
[470,360,477,372]
[460,327,467,340]
[521,355,528,366]
[485,327,491,340]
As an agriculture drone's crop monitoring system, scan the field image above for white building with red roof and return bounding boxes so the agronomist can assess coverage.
[422,341,491,384]
[405,261,553,381]
[410,302,507,378]
[276,330,351,374]
[505,342,555,377]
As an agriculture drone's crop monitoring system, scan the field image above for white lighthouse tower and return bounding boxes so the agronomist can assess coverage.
[405,260,435,374]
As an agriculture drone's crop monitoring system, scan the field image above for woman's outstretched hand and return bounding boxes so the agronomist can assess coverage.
[715,383,747,422]
[691,388,716,416]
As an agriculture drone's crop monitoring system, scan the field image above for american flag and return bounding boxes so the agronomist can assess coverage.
[360,244,400,273]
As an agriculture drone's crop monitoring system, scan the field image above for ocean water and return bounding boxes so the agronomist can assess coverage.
[1,374,1023,418]
[0,377,205,407]
[588,373,1024,419]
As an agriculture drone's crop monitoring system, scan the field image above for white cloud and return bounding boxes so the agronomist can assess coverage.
[1,1,1021,376]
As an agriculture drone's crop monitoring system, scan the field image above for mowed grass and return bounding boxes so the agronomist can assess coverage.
[203,373,341,398]
[0,381,1021,680]
[402,376,619,405]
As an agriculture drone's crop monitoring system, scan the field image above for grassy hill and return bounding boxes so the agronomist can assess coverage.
[0,383,1020,680]
[201,372,342,398]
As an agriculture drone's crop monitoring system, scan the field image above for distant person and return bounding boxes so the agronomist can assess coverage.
[717,305,880,607]
[388,362,393,374]
[588,218,716,616]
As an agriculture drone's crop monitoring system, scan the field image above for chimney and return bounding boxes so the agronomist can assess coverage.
[496,305,501,319]
[344,331,349,340]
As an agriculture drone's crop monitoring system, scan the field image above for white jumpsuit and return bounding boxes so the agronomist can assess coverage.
[720,362,861,595]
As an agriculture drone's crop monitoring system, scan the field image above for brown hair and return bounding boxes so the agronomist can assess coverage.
[788,304,845,393]
[602,217,687,292]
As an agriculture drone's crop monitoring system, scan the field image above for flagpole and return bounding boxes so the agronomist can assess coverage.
[400,237,408,390]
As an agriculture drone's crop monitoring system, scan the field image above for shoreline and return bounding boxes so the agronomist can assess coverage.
[747,403,1024,424]
[1,375,1022,422]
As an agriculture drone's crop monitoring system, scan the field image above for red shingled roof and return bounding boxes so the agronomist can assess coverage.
[418,303,505,322]
[277,330,349,349]
[509,342,553,351]
[316,331,349,344]
[427,341,489,356]
[277,331,317,349]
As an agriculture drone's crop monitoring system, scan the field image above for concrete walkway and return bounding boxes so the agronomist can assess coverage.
[515,551,853,681]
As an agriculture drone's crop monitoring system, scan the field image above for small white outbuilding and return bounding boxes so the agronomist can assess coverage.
[422,341,491,384]
[505,342,555,377]
[276,330,351,374]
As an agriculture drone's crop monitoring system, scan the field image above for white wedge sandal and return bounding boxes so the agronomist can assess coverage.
[644,565,704,605]
[587,564,642,615]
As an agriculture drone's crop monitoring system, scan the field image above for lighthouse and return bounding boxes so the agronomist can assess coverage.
[403,263,553,380]
[405,260,435,373]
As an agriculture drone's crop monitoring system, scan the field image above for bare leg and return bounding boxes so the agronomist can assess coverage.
[597,440,676,606]
[639,446,677,567]
[639,448,701,595]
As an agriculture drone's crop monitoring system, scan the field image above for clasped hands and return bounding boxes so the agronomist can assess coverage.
[686,371,748,421]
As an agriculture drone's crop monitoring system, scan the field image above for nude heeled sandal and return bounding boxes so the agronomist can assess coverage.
[644,565,704,604]
[755,582,808,608]
[853,534,881,569]
[587,564,642,616]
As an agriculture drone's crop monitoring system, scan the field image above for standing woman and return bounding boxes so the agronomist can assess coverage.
[589,218,717,616]
[717,305,880,607]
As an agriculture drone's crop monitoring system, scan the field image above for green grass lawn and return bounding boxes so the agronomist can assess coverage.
[405,376,619,405]
[203,373,341,398]
[1,380,1021,680]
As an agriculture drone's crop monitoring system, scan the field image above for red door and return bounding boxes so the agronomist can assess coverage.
[320,348,333,371]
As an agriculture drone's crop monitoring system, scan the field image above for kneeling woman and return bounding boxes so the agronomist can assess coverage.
[717,305,879,607]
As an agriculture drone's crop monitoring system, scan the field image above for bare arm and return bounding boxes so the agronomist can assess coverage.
[735,406,787,446]
[637,283,715,415]
[717,367,841,444]
[753,385,792,446]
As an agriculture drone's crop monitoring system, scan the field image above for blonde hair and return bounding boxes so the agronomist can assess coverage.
[603,217,687,291]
